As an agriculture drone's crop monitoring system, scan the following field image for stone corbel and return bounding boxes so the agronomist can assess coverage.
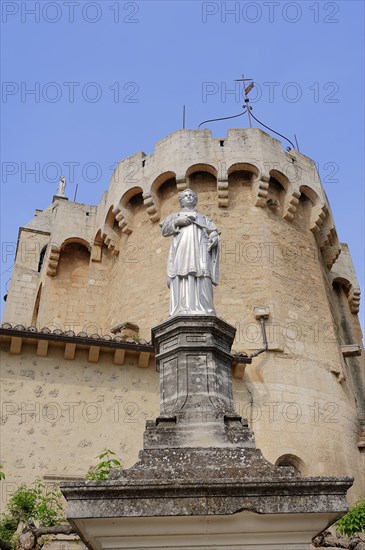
[46,245,61,277]
[283,191,301,221]
[138,351,150,368]
[318,225,341,268]
[88,346,100,363]
[217,179,229,208]
[103,235,119,255]
[322,242,341,269]
[91,242,102,262]
[143,191,160,223]
[10,336,22,354]
[348,287,361,313]
[340,344,361,357]
[309,204,326,234]
[253,174,269,207]
[115,212,132,235]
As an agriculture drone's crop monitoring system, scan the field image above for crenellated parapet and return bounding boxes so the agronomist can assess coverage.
[90,130,344,277]
[11,130,347,279]
[95,129,329,236]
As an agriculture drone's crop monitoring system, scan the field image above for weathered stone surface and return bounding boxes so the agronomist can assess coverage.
[61,315,353,528]
[62,470,352,519]
[2,127,364,503]
[150,315,253,448]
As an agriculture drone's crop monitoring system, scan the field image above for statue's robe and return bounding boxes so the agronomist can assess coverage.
[160,210,219,316]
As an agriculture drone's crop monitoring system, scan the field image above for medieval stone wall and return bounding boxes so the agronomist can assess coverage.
[1,128,364,504]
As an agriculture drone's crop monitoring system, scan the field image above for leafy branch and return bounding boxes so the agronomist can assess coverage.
[86,449,122,480]
[335,499,365,537]
[0,480,68,548]
[0,449,122,549]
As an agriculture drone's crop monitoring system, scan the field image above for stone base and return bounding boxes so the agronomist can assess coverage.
[151,315,254,448]
[143,415,255,449]
[66,511,348,550]
[61,315,353,550]
[62,446,351,518]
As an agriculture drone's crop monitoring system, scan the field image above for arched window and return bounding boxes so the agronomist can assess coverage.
[38,245,47,272]
[31,284,42,326]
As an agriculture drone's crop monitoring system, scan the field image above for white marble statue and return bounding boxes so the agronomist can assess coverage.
[160,189,220,316]
[58,176,66,196]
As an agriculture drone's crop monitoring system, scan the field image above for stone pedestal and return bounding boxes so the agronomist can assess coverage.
[148,315,254,448]
[61,315,352,550]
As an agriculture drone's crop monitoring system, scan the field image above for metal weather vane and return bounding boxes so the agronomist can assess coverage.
[198,73,296,150]
[234,74,254,128]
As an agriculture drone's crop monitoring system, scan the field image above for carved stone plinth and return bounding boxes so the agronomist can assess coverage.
[149,315,254,448]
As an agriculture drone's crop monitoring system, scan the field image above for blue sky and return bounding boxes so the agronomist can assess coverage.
[1,0,364,329]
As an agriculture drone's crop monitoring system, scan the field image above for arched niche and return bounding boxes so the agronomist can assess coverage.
[225,162,260,208]
[52,240,91,324]
[120,186,144,209]
[185,164,218,201]
[293,185,321,231]
[275,453,306,475]
[98,206,121,254]
[46,238,91,275]
[47,241,91,326]
[227,162,260,181]
[333,277,360,315]
[265,169,289,213]
[299,185,319,205]
[150,171,177,220]
[91,228,116,263]
[186,163,218,180]
[61,237,91,251]
[296,188,340,268]
[58,241,91,270]
[332,276,351,291]
[113,186,145,235]
[105,205,121,234]
[151,171,177,197]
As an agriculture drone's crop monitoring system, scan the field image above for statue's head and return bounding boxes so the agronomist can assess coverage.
[178,189,198,208]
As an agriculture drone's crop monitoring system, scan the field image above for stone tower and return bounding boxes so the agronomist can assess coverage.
[1,128,364,502]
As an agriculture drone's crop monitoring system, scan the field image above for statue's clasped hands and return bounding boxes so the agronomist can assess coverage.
[175,215,195,228]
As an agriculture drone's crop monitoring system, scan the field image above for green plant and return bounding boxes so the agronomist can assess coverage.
[86,449,122,481]
[0,515,18,543]
[335,499,365,537]
[0,481,65,547]
[6,481,65,526]
[0,465,5,481]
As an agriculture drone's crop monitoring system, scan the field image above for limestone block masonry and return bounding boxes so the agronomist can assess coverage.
[1,128,364,503]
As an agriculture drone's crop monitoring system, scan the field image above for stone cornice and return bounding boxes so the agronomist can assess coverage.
[0,324,154,366]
